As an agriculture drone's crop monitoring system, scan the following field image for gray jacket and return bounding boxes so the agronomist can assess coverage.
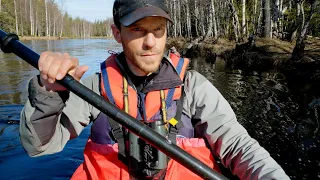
[20,55,290,180]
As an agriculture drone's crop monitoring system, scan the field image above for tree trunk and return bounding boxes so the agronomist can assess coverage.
[173,0,177,37]
[45,0,49,36]
[24,0,27,36]
[300,1,305,32]
[205,0,214,40]
[227,0,240,42]
[199,1,205,36]
[185,0,191,38]
[60,14,64,37]
[177,0,181,36]
[292,0,318,61]
[59,0,64,38]
[212,0,218,38]
[53,16,56,37]
[242,0,246,37]
[30,0,34,36]
[290,1,302,41]
[0,0,2,12]
[19,0,24,36]
[262,0,271,38]
[279,0,286,37]
[14,0,19,35]
[194,0,199,37]
[296,0,317,47]
[48,3,51,36]
[274,0,280,36]
[253,0,258,34]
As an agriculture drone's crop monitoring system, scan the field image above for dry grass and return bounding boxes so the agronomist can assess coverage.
[305,37,320,61]
[19,36,63,40]
[256,38,295,53]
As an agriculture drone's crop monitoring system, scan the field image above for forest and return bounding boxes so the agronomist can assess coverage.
[0,0,319,42]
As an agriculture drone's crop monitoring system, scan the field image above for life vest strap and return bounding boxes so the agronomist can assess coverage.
[165,57,185,108]
[101,62,115,104]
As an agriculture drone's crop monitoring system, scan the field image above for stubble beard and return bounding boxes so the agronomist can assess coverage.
[123,45,164,75]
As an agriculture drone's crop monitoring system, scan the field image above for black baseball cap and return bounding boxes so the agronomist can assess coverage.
[113,0,173,27]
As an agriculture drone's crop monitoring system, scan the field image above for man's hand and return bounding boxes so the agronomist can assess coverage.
[38,51,89,91]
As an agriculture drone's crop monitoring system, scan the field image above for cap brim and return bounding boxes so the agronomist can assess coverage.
[119,6,173,27]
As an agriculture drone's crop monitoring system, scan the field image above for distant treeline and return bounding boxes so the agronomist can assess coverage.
[0,0,113,38]
[0,0,319,41]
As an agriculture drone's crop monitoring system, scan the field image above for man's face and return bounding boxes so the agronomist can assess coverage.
[112,17,167,76]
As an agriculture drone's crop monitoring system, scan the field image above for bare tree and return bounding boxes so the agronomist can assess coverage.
[194,0,199,37]
[292,0,318,60]
[242,0,246,37]
[212,0,218,38]
[59,0,65,38]
[205,0,218,40]
[19,0,24,36]
[184,0,191,38]
[30,0,34,36]
[291,0,305,41]
[227,0,241,42]
[14,0,19,35]
[262,0,271,38]
[45,0,49,36]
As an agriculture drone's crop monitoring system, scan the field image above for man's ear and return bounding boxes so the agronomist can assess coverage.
[111,24,122,43]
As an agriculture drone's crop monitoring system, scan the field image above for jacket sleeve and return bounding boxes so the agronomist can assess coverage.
[19,74,100,157]
[183,70,290,180]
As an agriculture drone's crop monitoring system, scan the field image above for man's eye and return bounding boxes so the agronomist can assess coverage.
[132,28,142,31]
[155,27,163,31]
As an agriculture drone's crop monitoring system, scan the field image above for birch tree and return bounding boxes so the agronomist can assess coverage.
[262,0,271,38]
[19,0,24,36]
[205,0,218,40]
[14,0,19,35]
[45,0,49,36]
[227,0,241,42]
[184,0,191,38]
[30,0,34,36]
[292,0,319,60]
[212,0,218,38]
[242,0,246,37]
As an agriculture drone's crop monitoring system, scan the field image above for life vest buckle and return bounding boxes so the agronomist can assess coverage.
[111,126,123,140]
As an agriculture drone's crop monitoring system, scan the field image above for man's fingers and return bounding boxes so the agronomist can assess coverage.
[40,55,54,80]
[47,61,61,84]
[38,51,51,71]
[56,59,76,80]
[74,65,89,81]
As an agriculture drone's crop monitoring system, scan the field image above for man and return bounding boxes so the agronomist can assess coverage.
[19,0,290,179]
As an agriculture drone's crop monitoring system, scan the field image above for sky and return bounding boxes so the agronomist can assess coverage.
[58,0,114,22]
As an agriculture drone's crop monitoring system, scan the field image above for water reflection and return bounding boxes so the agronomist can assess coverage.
[0,39,122,105]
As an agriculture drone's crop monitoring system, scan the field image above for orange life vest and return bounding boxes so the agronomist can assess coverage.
[71,53,221,180]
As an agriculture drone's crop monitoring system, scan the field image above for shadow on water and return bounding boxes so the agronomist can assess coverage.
[191,56,320,180]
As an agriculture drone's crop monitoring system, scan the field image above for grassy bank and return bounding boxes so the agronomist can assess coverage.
[167,37,320,67]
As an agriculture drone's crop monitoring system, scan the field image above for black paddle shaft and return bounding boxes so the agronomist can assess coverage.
[0,29,228,180]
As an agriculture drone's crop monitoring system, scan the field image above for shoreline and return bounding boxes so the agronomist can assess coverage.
[19,36,113,41]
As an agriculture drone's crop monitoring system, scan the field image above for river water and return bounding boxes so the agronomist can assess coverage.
[0,39,318,179]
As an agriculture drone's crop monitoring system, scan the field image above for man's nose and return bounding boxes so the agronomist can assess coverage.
[143,33,156,49]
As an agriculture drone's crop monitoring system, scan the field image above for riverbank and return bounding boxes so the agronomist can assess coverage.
[167,36,320,62]
[19,36,113,41]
